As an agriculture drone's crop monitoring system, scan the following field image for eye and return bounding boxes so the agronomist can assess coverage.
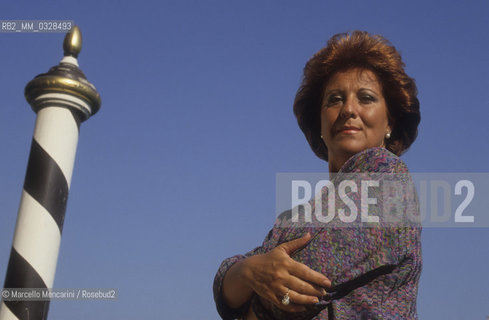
[359,94,377,104]
[326,94,343,106]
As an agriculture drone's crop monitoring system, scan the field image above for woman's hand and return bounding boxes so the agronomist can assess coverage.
[241,233,331,312]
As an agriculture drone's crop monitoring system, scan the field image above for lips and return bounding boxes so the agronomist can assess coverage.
[336,125,361,134]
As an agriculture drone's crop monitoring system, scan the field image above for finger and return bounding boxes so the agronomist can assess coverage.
[285,274,328,298]
[287,288,320,305]
[289,260,332,288]
[279,233,311,255]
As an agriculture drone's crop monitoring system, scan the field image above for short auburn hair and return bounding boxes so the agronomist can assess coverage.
[293,31,420,161]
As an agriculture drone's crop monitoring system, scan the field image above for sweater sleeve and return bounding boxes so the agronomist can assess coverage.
[213,252,255,319]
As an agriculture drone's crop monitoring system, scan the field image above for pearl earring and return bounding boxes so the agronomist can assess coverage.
[385,132,391,139]
[321,135,323,139]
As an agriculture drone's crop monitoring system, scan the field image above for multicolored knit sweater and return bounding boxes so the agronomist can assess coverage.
[214,148,422,319]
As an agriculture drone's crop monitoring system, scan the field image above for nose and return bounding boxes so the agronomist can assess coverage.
[339,96,358,119]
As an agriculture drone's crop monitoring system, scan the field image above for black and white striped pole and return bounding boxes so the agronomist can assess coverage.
[0,26,100,320]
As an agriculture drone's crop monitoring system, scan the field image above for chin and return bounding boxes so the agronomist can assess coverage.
[336,142,368,156]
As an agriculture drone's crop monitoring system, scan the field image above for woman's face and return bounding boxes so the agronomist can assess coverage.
[321,68,391,165]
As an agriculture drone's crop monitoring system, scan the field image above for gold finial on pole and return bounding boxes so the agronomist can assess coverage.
[63,25,82,58]
[25,25,101,120]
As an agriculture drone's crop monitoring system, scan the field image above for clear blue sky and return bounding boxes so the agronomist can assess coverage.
[1,1,488,319]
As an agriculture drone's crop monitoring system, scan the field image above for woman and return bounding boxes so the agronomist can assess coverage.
[214,31,422,319]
